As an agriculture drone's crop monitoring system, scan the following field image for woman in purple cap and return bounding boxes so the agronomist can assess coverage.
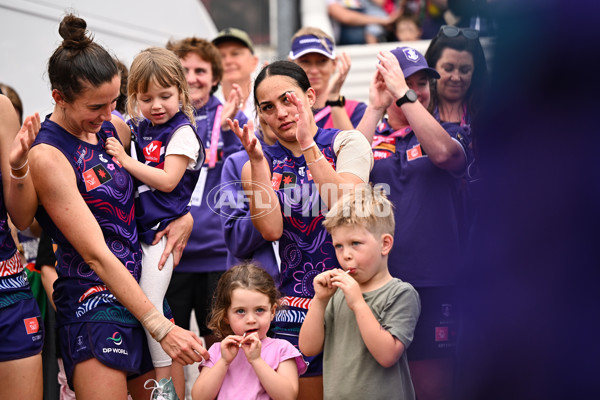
[358,46,471,400]
[289,27,367,132]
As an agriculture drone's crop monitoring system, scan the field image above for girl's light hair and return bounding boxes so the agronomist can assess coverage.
[323,184,395,237]
[127,47,195,126]
[207,262,280,339]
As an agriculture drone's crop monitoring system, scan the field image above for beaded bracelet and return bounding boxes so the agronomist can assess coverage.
[300,141,317,152]
[10,165,29,180]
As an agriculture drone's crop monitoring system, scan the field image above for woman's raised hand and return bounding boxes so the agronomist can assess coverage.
[327,52,351,99]
[376,50,409,99]
[9,113,40,170]
[228,118,263,162]
[286,91,313,149]
[221,83,244,128]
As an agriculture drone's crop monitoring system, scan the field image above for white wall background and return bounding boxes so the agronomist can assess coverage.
[0,0,217,117]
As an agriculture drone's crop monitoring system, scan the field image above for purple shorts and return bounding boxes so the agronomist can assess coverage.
[59,321,153,389]
[0,295,44,361]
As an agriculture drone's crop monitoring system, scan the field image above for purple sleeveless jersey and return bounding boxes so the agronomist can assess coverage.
[33,117,142,327]
[263,127,341,337]
[0,169,32,309]
[129,111,204,244]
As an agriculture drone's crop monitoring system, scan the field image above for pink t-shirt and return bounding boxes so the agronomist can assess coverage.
[200,337,308,399]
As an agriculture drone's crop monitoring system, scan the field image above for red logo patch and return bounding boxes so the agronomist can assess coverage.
[271,173,282,190]
[83,164,112,192]
[83,169,100,191]
[144,141,162,163]
[406,144,424,161]
[306,170,313,181]
[24,317,39,334]
[435,326,449,342]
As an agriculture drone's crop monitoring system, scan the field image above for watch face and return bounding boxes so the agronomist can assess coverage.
[395,89,418,107]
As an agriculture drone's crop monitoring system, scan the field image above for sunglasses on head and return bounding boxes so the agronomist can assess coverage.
[439,25,479,40]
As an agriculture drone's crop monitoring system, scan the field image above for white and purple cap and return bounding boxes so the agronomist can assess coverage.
[289,34,335,60]
[390,46,440,79]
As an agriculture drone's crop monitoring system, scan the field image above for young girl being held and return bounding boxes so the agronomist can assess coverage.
[192,263,307,400]
[105,47,204,394]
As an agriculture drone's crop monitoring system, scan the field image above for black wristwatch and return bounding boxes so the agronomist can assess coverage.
[325,95,346,107]
[395,89,418,107]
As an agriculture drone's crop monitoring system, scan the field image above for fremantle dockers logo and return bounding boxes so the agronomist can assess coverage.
[403,47,420,62]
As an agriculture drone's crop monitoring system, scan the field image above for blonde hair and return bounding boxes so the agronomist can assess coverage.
[127,47,195,126]
[323,185,395,237]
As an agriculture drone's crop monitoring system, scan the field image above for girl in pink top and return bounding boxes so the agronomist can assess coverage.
[192,263,307,400]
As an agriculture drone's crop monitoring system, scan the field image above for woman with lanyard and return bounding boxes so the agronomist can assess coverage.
[24,14,208,399]
[230,60,372,400]
[289,27,367,131]
[358,46,471,400]
[425,25,488,135]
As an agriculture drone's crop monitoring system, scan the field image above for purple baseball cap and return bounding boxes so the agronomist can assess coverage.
[390,46,440,79]
[289,34,335,60]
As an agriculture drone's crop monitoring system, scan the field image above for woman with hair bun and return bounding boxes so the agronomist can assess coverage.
[25,14,208,399]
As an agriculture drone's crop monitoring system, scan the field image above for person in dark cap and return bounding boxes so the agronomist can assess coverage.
[212,27,259,120]
[358,46,472,400]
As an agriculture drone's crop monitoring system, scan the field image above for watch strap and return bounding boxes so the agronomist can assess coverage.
[325,95,345,107]
[395,90,417,107]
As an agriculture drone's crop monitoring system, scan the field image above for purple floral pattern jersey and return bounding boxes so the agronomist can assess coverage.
[263,127,341,337]
[0,169,30,309]
[33,117,142,327]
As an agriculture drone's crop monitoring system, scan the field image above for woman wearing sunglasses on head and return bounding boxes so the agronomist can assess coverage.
[425,25,487,247]
[356,46,473,400]
[425,25,488,136]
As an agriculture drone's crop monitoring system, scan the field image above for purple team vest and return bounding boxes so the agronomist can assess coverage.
[129,111,204,244]
[263,127,341,336]
[0,170,31,309]
[33,117,142,327]
[370,118,470,287]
